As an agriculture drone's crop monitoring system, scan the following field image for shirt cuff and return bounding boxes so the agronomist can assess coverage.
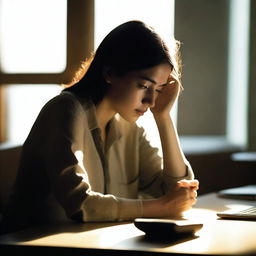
[116,198,143,221]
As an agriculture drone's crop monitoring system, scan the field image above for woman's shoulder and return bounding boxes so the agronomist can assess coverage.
[30,92,89,127]
[42,91,90,114]
[47,91,81,107]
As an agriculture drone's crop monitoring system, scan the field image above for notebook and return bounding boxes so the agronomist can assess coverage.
[217,185,256,200]
[217,206,256,219]
[217,185,256,219]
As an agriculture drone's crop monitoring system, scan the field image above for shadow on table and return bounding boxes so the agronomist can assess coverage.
[115,232,199,249]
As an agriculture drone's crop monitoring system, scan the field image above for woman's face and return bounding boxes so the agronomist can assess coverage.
[105,63,172,122]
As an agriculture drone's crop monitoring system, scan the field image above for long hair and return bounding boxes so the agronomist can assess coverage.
[64,20,182,104]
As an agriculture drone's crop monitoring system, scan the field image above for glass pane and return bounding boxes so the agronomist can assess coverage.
[6,84,62,144]
[94,0,174,50]
[0,0,67,73]
[227,0,250,147]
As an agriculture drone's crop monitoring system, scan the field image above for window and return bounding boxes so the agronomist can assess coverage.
[1,0,254,153]
[0,0,67,144]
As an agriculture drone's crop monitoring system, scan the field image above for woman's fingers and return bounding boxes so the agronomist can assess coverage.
[190,189,197,199]
[181,179,199,187]
[177,179,199,190]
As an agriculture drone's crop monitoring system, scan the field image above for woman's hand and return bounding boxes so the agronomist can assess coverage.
[150,73,181,119]
[177,179,199,191]
[142,180,199,219]
[159,181,198,218]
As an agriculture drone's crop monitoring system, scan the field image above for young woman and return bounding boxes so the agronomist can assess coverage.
[1,20,198,233]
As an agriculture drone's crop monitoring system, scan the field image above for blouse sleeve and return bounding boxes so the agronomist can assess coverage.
[137,126,194,198]
[40,94,142,222]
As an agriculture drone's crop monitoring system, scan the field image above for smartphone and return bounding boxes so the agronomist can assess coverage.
[134,218,203,238]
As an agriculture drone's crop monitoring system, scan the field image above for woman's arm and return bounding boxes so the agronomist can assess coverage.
[154,114,188,178]
[150,74,193,178]
[140,74,199,218]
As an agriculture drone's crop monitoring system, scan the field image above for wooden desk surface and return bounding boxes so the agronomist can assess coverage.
[1,193,256,255]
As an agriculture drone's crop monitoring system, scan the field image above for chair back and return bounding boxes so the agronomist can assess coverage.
[0,145,22,212]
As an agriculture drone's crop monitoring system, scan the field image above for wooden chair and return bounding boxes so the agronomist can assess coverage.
[0,145,22,213]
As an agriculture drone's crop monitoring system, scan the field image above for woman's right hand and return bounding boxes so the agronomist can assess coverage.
[159,185,197,218]
[142,182,197,219]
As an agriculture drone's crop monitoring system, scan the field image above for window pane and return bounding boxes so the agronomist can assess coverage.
[6,84,62,144]
[0,0,67,73]
[226,0,250,148]
[94,0,174,50]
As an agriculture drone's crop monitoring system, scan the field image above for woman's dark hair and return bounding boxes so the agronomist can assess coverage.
[64,20,181,104]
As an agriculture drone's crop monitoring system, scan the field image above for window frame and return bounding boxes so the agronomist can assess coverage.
[0,87,6,142]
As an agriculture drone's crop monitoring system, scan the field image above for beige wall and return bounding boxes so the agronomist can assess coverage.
[175,0,229,136]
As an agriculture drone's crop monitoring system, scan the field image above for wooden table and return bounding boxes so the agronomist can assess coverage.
[1,193,256,255]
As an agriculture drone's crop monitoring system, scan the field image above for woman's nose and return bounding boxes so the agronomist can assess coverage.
[142,90,156,108]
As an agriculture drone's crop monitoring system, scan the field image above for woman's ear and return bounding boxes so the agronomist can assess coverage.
[102,66,112,84]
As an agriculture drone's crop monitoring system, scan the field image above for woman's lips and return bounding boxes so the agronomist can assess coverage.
[135,109,147,116]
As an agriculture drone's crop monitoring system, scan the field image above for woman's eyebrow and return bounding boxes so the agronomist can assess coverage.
[138,75,167,86]
[138,75,156,84]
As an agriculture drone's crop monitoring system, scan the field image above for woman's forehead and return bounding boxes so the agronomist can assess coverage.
[129,64,172,81]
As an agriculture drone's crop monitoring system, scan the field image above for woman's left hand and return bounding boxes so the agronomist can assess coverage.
[150,73,181,118]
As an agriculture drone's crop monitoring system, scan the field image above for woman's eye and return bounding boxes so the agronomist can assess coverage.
[138,84,148,89]
[155,89,163,93]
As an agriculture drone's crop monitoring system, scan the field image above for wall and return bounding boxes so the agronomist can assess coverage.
[175,0,229,136]
[186,151,256,195]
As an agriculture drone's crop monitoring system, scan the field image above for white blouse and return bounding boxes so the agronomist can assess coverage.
[1,91,194,232]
